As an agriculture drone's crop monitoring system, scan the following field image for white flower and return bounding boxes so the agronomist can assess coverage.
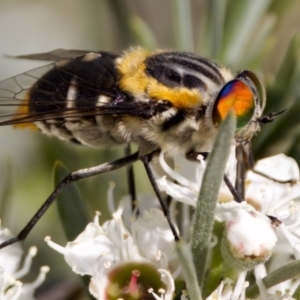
[46,208,176,300]
[0,226,49,300]
[206,276,250,300]
[156,148,236,205]
[46,148,300,300]
[244,154,300,296]
[131,208,177,269]
[156,149,300,299]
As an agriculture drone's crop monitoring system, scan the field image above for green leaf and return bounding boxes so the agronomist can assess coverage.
[268,33,300,111]
[246,260,300,298]
[293,283,300,299]
[176,240,203,300]
[253,33,300,158]
[53,161,90,241]
[243,15,276,68]
[106,0,136,47]
[206,0,226,59]
[202,221,225,299]
[191,112,236,288]
[0,157,13,226]
[53,161,93,299]
[130,16,158,50]
[171,0,194,51]
[222,0,271,68]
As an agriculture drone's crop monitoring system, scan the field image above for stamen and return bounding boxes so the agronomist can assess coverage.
[159,152,198,191]
[148,288,161,300]
[240,281,249,300]
[6,280,23,300]
[21,266,50,293]
[231,271,246,300]
[107,181,116,215]
[94,211,101,226]
[45,236,66,254]
[216,280,225,298]
[13,246,37,279]
[181,290,189,300]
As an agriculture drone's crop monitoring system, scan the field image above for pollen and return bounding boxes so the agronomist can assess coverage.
[117,48,203,109]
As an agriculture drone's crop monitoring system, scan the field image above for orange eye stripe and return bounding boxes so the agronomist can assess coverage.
[216,81,254,119]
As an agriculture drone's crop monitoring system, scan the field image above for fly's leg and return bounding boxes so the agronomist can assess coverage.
[141,153,180,241]
[0,152,139,249]
[125,144,137,211]
[238,142,297,185]
[235,144,246,200]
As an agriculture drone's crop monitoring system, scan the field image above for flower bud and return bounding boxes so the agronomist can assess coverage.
[221,209,277,272]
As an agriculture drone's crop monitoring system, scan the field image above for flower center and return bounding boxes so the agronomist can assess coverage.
[105,262,166,300]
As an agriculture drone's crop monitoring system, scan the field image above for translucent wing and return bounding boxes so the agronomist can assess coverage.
[0,51,144,126]
[10,49,112,61]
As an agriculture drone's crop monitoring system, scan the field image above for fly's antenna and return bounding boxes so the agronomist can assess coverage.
[258,108,288,124]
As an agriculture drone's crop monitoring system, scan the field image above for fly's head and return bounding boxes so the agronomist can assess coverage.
[209,70,266,145]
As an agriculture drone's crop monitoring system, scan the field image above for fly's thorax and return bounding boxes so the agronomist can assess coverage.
[117,103,218,155]
[115,48,235,153]
[116,48,229,109]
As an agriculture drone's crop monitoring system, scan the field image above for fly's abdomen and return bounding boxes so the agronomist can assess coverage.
[23,52,128,147]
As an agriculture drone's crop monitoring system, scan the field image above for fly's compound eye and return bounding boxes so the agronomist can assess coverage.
[237,70,266,112]
[212,69,265,133]
[212,79,256,130]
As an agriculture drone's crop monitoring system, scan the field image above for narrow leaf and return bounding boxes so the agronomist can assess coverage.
[207,0,226,59]
[246,260,300,298]
[202,221,225,298]
[106,0,136,46]
[0,158,13,226]
[176,240,203,300]
[293,284,300,299]
[53,161,93,299]
[222,0,271,67]
[130,16,157,50]
[253,34,300,158]
[171,0,194,51]
[53,161,90,241]
[243,15,276,68]
[191,112,236,287]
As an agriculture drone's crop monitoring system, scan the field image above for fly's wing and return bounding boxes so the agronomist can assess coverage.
[0,50,145,127]
[10,49,110,61]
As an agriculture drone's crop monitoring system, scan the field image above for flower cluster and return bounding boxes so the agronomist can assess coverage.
[158,150,300,299]
[47,149,300,299]
[46,202,178,300]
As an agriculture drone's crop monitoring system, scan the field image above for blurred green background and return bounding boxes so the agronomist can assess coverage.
[0,0,300,299]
